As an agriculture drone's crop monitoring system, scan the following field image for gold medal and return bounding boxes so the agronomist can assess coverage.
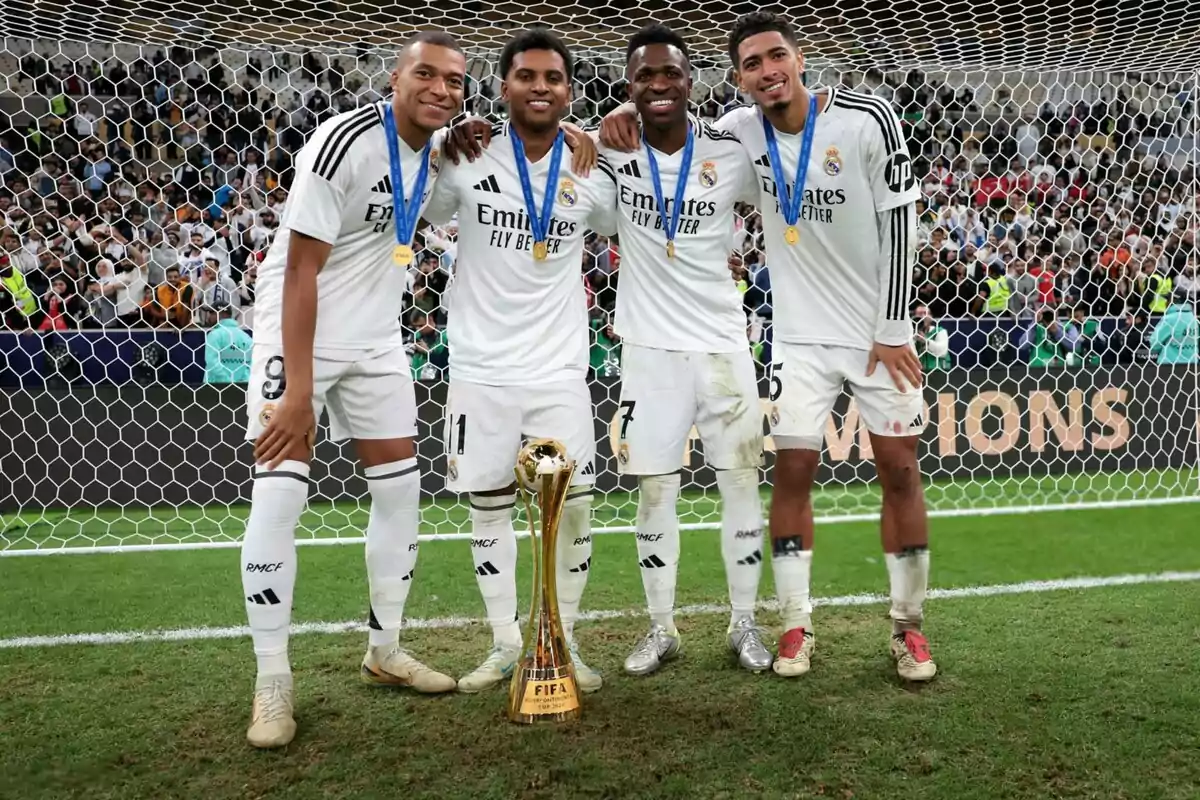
[784,226,799,246]
[666,240,675,259]
[533,241,548,261]
[393,244,414,266]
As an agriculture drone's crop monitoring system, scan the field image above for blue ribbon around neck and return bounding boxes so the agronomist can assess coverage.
[762,93,819,228]
[643,124,695,248]
[510,125,565,247]
[382,103,431,250]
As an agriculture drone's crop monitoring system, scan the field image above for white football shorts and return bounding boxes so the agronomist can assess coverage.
[244,344,418,443]
[768,342,927,450]
[443,378,596,493]
[615,343,763,475]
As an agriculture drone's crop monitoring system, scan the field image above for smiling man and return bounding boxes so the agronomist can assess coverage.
[240,32,466,749]
[421,28,618,696]
[599,12,935,684]
[595,24,771,678]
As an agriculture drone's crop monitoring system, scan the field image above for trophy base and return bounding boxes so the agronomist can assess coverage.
[506,661,582,725]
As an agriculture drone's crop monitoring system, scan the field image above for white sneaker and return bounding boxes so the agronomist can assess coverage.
[457,645,521,694]
[772,627,815,677]
[891,630,938,682]
[247,674,296,749]
[361,645,457,693]
[570,646,603,693]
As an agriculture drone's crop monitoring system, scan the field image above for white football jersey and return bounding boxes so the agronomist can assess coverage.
[601,116,760,354]
[716,88,921,350]
[423,122,618,386]
[254,101,446,360]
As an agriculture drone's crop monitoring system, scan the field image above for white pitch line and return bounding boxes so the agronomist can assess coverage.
[2,570,1198,650]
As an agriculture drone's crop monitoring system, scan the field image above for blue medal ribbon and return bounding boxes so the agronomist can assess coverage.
[762,93,819,243]
[383,103,431,264]
[510,125,565,260]
[643,123,695,258]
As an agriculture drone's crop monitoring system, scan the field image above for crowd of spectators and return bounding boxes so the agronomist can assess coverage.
[0,43,1196,379]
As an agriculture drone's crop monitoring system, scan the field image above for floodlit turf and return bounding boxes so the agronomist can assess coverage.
[2,466,1197,550]
[2,503,1199,799]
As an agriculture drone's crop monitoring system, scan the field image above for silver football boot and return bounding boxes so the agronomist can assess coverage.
[727,616,772,673]
[623,624,683,676]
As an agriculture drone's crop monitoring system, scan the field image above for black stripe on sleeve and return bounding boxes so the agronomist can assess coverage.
[313,107,379,180]
[886,204,912,321]
[833,92,902,155]
[595,155,617,185]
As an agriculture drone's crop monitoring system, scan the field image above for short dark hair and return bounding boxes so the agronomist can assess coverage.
[499,28,573,80]
[400,31,462,58]
[728,12,798,68]
[626,23,690,65]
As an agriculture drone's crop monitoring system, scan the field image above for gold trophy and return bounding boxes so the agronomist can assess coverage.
[506,438,582,724]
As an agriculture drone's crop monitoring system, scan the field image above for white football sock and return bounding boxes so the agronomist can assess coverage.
[241,460,309,678]
[556,487,594,645]
[363,458,421,649]
[771,536,813,632]
[716,468,764,624]
[469,492,521,650]
[635,473,681,632]
[886,546,930,634]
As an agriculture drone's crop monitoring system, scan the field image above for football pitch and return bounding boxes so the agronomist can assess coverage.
[2,496,1199,799]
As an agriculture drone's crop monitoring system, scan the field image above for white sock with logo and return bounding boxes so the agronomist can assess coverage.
[716,468,764,624]
[241,460,309,679]
[886,546,930,634]
[771,536,813,632]
[556,487,594,646]
[635,473,681,633]
[469,493,521,650]
[364,458,422,649]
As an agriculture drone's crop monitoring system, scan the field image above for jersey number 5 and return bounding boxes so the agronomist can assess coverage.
[262,355,286,400]
[766,362,783,402]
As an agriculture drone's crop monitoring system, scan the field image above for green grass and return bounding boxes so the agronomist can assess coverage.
[3,466,1197,550]
[2,503,1200,798]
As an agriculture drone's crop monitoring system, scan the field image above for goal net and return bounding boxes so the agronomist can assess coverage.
[1,2,1198,554]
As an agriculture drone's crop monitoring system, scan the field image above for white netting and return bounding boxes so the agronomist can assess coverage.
[0,4,1197,554]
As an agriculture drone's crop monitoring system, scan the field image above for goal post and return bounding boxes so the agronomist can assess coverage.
[0,3,1197,555]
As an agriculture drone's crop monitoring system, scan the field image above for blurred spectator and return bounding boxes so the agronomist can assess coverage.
[38,273,86,330]
[196,258,239,326]
[914,304,951,371]
[1149,289,1198,365]
[981,262,1013,315]
[204,305,254,383]
[1008,259,1038,320]
[1025,307,1067,367]
[155,266,195,328]
[0,253,40,330]
[589,316,621,379]
[406,311,448,381]
[1063,304,1103,366]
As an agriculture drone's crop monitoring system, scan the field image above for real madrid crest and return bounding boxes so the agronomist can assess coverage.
[429,148,440,175]
[558,178,577,207]
[699,160,718,187]
[823,146,842,177]
[259,403,276,428]
[447,458,458,482]
[770,405,781,428]
[618,443,630,466]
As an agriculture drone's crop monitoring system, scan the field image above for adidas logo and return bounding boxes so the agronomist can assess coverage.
[401,569,414,581]
[569,557,591,573]
[736,549,762,566]
[476,561,500,576]
[368,608,382,630]
[639,554,666,569]
[617,161,641,178]
[246,588,281,605]
[910,413,924,428]
[472,174,501,193]
[579,461,595,477]
[754,154,771,167]
[371,175,394,194]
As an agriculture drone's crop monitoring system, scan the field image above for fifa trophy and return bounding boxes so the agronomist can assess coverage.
[506,438,582,724]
